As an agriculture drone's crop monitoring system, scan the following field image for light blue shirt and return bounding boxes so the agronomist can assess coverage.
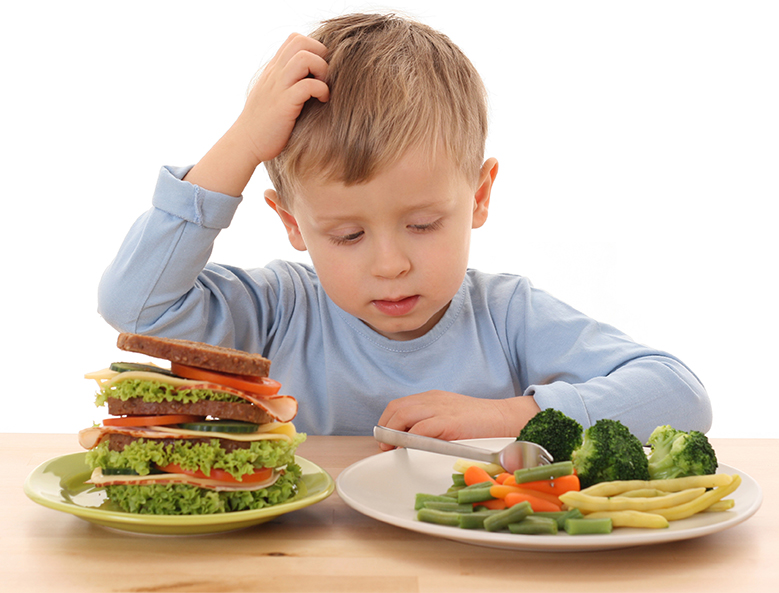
[98,166,712,442]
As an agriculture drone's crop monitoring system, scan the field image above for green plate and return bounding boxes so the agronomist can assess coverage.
[24,452,334,535]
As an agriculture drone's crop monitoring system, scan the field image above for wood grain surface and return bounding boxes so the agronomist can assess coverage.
[3,435,774,592]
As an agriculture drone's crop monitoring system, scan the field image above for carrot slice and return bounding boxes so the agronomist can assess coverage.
[463,465,497,487]
[473,498,507,510]
[495,472,513,485]
[520,474,580,496]
[490,484,562,507]
[504,491,562,512]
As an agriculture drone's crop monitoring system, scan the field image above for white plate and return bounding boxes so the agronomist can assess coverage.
[336,438,762,551]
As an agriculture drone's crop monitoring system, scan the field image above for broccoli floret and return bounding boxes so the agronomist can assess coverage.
[571,419,650,489]
[647,425,718,480]
[518,408,583,462]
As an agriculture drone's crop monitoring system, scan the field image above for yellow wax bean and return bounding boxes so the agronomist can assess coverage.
[560,487,706,513]
[452,459,504,476]
[653,475,741,521]
[584,510,669,529]
[618,488,670,498]
[580,473,732,497]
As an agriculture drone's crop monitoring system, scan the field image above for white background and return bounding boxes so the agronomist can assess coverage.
[2,1,776,437]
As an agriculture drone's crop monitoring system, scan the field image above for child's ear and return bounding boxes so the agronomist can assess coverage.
[472,157,498,229]
[264,189,307,251]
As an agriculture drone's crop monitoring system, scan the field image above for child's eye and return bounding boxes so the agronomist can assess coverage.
[409,219,443,233]
[329,231,364,245]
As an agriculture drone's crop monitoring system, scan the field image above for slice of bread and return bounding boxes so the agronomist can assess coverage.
[116,333,271,377]
[106,397,274,424]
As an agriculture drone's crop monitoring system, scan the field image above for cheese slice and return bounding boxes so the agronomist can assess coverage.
[85,368,124,383]
[87,467,281,492]
[78,424,293,450]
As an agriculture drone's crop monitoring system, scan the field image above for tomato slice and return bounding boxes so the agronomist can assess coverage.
[170,362,281,396]
[157,463,273,484]
[103,414,204,427]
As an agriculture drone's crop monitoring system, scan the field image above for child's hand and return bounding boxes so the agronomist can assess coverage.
[183,34,329,196]
[376,391,541,451]
[237,33,330,165]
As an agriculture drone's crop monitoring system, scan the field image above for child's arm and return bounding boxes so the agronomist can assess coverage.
[99,34,328,341]
[376,391,541,451]
[183,33,329,196]
[375,275,711,446]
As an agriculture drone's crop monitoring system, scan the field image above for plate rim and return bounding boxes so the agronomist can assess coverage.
[24,451,335,533]
[335,437,763,552]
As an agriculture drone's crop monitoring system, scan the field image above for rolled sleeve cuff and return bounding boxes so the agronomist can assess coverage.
[524,382,591,430]
[152,165,242,230]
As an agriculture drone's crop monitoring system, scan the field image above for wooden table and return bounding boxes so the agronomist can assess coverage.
[2,434,775,592]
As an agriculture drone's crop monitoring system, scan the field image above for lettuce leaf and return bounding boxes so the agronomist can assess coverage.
[103,463,303,514]
[95,378,246,407]
[85,433,306,480]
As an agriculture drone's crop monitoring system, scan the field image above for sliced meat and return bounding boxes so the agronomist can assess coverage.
[106,397,274,424]
[107,432,252,453]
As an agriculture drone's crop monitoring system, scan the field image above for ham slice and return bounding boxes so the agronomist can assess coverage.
[91,369,298,423]
[184,381,298,423]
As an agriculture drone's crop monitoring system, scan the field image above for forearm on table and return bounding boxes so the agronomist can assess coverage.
[495,395,542,437]
[528,355,711,444]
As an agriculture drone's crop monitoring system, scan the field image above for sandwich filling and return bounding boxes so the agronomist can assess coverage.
[82,425,305,514]
[81,357,305,515]
[88,366,297,423]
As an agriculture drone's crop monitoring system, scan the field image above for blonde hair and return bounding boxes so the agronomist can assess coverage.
[264,13,488,204]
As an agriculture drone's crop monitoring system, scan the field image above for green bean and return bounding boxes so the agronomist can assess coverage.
[451,473,467,487]
[459,480,495,491]
[414,493,457,510]
[457,486,494,504]
[514,461,574,484]
[483,501,533,532]
[534,508,584,529]
[422,501,473,513]
[458,510,503,530]
[416,509,461,526]
[564,517,613,535]
[508,516,559,535]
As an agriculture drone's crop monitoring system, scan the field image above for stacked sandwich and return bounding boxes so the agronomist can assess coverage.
[79,333,305,515]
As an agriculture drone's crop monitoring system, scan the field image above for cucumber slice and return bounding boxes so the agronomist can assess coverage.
[101,468,141,475]
[110,362,176,376]
[178,421,260,433]
[101,467,165,475]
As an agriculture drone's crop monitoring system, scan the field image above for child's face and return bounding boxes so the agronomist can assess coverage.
[266,150,497,341]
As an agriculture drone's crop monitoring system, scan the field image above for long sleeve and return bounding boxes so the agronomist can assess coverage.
[96,170,712,439]
[503,277,711,442]
[98,165,250,346]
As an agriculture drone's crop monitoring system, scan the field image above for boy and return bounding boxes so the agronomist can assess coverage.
[98,13,711,444]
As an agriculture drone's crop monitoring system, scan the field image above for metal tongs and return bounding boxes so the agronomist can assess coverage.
[373,426,553,472]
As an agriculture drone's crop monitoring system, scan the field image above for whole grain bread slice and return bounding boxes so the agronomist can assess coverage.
[107,397,274,424]
[116,333,271,377]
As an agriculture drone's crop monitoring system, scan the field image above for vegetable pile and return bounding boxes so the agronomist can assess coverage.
[414,411,739,536]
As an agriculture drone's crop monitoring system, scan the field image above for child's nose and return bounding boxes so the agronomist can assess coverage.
[371,239,411,279]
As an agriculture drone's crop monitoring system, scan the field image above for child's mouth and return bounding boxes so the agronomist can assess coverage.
[372,295,420,316]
